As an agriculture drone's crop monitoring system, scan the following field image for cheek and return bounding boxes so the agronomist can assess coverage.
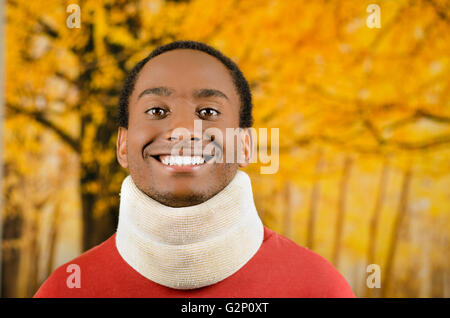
[127,130,146,156]
[221,131,242,162]
[127,119,161,153]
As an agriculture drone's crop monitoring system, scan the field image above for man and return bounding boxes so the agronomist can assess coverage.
[34,40,355,297]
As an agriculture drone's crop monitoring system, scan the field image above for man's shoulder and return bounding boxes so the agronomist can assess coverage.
[70,234,118,265]
[258,226,355,297]
[33,234,118,298]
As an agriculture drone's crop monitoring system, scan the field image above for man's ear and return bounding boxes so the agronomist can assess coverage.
[117,127,129,169]
[238,128,254,168]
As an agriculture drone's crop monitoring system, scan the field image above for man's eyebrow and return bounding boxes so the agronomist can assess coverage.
[138,87,174,99]
[138,87,229,101]
[193,88,229,100]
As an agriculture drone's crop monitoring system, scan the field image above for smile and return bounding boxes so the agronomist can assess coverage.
[159,155,205,166]
[150,154,215,173]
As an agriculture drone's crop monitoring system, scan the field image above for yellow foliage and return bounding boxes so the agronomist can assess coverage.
[3,0,449,298]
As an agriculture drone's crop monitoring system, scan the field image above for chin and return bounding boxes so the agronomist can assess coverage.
[149,189,211,208]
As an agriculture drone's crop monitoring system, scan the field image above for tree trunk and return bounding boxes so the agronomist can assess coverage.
[77,22,121,251]
[365,158,390,298]
[0,213,23,297]
[80,176,118,251]
[46,203,61,277]
[16,187,39,297]
[332,155,353,268]
[382,167,413,297]
[306,150,324,250]
[283,182,293,239]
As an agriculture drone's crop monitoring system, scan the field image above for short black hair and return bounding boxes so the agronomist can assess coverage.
[117,40,253,129]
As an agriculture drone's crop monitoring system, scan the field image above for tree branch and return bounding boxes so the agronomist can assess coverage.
[6,103,81,153]
[383,108,450,132]
[417,109,450,123]
[393,134,450,150]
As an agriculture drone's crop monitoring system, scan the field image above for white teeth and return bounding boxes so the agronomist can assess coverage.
[160,155,205,166]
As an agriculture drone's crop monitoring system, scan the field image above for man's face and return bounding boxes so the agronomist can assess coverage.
[117,49,252,207]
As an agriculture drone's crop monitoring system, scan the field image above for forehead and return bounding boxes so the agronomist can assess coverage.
[132,49,238,101]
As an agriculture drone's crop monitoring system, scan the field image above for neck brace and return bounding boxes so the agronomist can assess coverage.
[115,170,264,290]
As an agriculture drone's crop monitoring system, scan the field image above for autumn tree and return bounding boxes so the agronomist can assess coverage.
[2,0,449,297]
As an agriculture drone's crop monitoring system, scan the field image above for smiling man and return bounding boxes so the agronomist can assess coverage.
[34,40,355,298]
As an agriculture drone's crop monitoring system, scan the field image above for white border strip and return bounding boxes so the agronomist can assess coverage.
[0,0,5,298]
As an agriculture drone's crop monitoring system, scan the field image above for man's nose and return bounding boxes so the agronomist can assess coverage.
[166,131,201,142]
[163,114,202,142]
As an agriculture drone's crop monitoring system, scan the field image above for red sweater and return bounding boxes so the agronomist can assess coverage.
[34,226,355,298]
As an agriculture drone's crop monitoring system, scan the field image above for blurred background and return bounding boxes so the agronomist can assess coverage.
[1,0,449,298]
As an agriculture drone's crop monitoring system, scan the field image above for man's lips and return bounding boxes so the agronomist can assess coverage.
[148,154,215,173]
[143,140,222,172]
[150,154,215,165]
[143,139,222,160]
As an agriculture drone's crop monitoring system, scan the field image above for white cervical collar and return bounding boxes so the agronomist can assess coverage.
[115,170,264,290]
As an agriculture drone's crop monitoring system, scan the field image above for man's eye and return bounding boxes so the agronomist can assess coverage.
[198,108,219,119]
[146,107,168,118]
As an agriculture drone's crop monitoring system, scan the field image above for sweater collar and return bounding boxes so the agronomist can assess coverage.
[115,170,264,290]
